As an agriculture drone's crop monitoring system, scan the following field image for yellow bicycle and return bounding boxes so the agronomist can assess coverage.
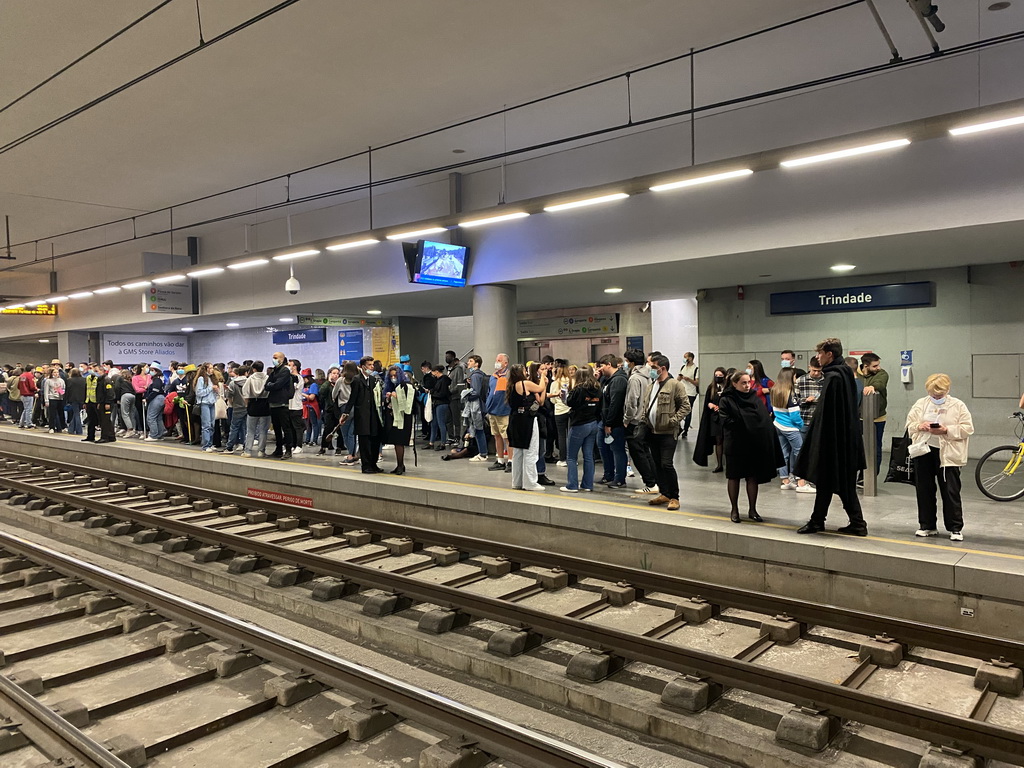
[976,411,1024,501]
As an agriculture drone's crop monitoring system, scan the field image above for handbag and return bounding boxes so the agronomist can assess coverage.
[423,394,433,423]
[214,393,228,421]
[884,432,915,486]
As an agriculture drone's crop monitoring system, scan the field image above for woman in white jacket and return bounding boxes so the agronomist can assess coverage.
[905,373,973,541]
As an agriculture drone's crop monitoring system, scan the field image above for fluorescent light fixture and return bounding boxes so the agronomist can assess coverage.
[650,168,753,192]
[366,310,382,315]
[272,249,320,261]
[152,274,186,284]
[781,139,910,168]
[94,286,121,294]
[459,211,529,228]
[180,327,194,332]
[543,192,629,212]
[279,317,295,323]
[68,291,94,299]
[226,322,240,328]
[385,227,446,241]
[326,238,380,252]
[122,280,152,290]
[831,264,856,272]
[46,296,70,303]
[604,287,623,294]
[186,267,225,278]
[949,114,1024,136]
[38,339,51,343]
[227,258,269,270]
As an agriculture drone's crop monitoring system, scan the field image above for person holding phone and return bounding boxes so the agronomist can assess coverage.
[905,374,973,542]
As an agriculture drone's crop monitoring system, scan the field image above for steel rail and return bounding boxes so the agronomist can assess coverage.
[0,530,625,768]
[0,670,132,768]
[1,468,1023,762]
[1,450,1021,668]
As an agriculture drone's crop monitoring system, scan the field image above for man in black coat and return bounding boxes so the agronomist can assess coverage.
[265,351,295,459]
[342,356,384,473]
[794,337,868,536]
[94,366,118,443]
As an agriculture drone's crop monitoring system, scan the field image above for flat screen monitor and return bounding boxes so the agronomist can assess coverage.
[411,240,469,287]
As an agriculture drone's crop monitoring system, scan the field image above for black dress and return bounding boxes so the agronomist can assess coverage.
[719,388,784,483]
[692,381,725,466]
[507,385,536,450]
[384,384,413,446]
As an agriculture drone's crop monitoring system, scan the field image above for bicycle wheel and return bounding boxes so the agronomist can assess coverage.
[976,444,1024,501]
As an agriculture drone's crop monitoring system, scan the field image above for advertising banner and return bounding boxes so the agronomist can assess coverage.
[101,333,189,364]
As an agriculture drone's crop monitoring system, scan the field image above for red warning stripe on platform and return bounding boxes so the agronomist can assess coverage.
[246,488,314,508]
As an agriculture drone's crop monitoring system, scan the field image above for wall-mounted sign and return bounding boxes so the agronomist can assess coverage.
[1,304,56,316]
[769,282,933,316]
[517,313,620,340]
[272,328,326,345]
[101,333,189,364]
[298,315,390,327]
[626,335,644,350]
[338,329,364,363]
[142,283,192,314]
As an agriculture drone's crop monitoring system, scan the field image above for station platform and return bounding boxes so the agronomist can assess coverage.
[2,421,1022,642]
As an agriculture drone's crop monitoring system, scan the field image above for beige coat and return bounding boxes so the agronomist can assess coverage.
[904,395,973,467]
[643,377,691,435]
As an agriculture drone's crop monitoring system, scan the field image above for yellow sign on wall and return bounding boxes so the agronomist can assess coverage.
[1,304,56,316]
[370,326,400,366]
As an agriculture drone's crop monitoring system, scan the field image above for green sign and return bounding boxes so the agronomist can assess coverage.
[297,315,390,327]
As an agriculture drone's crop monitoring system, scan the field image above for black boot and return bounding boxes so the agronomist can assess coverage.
[536,474,556,486]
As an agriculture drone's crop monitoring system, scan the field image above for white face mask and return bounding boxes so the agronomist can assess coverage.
[929,395,947,405]
[494,361,503,370]
[780,360,792,368]
[745,368,753,376]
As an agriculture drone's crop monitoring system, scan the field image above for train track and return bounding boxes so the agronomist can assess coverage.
[0,528,628,768]
[0,450,1023,766]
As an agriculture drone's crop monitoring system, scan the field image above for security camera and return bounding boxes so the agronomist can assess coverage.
[639,301,651,313]
[285,276,300,295]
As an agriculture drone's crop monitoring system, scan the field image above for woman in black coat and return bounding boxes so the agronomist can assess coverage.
[692,366,728,472]
[717,371,784,523]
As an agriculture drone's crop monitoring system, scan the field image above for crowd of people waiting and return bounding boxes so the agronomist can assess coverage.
[0,336,974,541]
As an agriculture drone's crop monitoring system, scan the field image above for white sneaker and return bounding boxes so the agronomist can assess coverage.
[48,429,55,433]
[636,486,659,494]
[781,481,795,490]
[115,429,126,437]
[292,447,302,454]
[144,437,159,442]
[559,486,579,493]
[204,447,216,452]
[469,454,488,462]
[915,529,938,537]
[522,484,546,491]
[949,532,964,541]
[556,461,568,468]
[627,466,635,478]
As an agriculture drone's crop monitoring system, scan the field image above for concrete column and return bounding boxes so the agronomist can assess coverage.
[394,317,439,369]
[473,284,517,367]
[57,332,90,365]
[650,296,698,373]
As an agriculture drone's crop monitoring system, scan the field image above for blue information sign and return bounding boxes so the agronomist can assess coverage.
[272,328,326,345]
[338,329,364,363]
[769,282,933,316]
[626,335,644,351]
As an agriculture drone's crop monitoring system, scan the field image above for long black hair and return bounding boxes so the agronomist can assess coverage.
[505,364,526,402]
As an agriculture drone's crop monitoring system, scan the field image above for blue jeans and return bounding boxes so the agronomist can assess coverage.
[19,396,35,427]
[598,425,628,483]
[199,402,215,448]
[227,408,247,449]
[566,420,601,490]
[431,403,450,445]
[65,402,83,434]
[146,396,166,438]
[340,418,357,456]
[305,412,321,444]
[777,429,803,478]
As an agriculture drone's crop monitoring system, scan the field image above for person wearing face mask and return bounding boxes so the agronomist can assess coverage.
[905,374,973,542]
[642,354,690,511]
[677,352,699,438]
[464,355,490,461]
[596,354,629,489]
[383,365,415,474]
[483,354,513,473]
[622,349,659,494]
[265,352,296,459]
[779,350,807,380]
[746,360,773,411]
[692,366,728,473]
[341,356,384,473]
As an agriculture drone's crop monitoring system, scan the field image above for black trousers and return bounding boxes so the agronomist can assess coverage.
[320,412,340,452]
[358,433,381,471]
[270,406,291,454]
[98,403,116,441]
[554,412,570,461]
[682,396,697,434]
[913,447,963,533]
[626,423,658,487]
[289,410,304,446]
[85,403,100,441]
[646,431,680,500]
[47,400,66,432]
[810,471,865,528]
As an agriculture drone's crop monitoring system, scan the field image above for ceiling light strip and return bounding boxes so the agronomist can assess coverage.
[458,211,530,228]
[272,249,320,261]
[543,193,629,212]
[186,267,225,278]
[385,227,447,241]
[780,139,910,168]
[650,169,753,192]
[949,114,1024,136]
[227,258,269,270]
[326,239,380,252]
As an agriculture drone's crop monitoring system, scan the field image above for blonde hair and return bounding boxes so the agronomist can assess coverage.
[925,373,951,396]
[771,369,796,409]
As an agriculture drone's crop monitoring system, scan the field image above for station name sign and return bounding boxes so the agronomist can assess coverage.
[769,282,933,316]
[1,304,57,316]
[272,328,327,345]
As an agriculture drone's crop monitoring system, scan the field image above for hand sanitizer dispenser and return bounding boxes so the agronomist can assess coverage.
[900,365,913,384]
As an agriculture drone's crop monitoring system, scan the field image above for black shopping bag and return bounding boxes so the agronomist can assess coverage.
[884,433,915,486]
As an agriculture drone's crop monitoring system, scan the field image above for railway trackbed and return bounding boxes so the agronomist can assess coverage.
[0,451,1023,767]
